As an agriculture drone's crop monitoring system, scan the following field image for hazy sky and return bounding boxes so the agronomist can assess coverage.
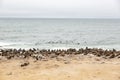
[0,0,120,18]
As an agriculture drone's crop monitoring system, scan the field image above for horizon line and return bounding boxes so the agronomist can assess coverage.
[0,17,120,19]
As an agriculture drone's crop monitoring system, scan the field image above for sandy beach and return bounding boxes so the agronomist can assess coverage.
[0,48,120,80]
[0,58,120,80]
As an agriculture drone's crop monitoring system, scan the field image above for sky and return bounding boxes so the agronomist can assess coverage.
[0,0,120,18]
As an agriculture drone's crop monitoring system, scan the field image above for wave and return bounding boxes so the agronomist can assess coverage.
[1,41,120,50]
[34,40,81,45]
[0,42,12,46]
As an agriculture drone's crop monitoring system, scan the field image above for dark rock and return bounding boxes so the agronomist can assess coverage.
[64,61,70,64]
[20,62,30,67]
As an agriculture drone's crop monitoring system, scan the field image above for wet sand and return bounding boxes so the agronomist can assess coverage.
[0,48,120,80]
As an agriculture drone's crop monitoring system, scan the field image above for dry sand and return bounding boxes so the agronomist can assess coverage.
[0,57,120,80]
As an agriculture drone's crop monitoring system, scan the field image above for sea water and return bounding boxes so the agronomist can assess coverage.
[0,18,120,50]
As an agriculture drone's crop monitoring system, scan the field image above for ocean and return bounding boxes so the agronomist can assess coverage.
[0,18,120,50]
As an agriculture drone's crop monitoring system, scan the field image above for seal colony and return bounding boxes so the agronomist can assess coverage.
[0,47,120,61]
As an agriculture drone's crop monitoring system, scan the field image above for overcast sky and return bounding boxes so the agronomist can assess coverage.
[0,0,120,18]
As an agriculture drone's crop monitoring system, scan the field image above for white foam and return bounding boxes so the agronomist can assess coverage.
[1,41,120,50]
[49,45,120,50]
[84,45,120,50]
[0,42,11,46]
[51,47,71,50]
